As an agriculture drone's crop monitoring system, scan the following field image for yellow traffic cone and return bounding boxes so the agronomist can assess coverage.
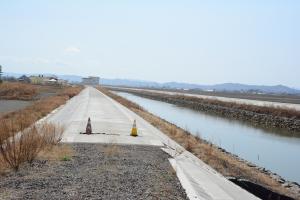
[131,120,138,137]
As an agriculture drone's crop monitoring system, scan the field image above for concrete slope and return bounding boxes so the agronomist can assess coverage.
[44,87,260,200]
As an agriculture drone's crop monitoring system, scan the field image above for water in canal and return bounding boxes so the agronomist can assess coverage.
[0,100,32,115]
[115,91,300,184]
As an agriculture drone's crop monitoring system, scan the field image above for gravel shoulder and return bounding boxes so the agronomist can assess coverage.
[0,143,188,200]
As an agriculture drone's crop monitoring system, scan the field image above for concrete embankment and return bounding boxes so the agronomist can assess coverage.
[111,88,300,133]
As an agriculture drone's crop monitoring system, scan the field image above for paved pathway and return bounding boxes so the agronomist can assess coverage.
[43,87,260,200]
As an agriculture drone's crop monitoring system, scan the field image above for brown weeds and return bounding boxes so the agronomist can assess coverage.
[0,118,64,171]
[40,123,64,147]
[0,82,38,100]
[0,85,82,141]
[59,86,83,98]
[0,84,81,172]
[38,144,73,161]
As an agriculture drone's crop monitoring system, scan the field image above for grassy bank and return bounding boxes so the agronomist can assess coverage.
[98,87,299,200]
[111,88,300,133]
[0,84,81,173]
[0,82,38,100]
[0,85,82,140]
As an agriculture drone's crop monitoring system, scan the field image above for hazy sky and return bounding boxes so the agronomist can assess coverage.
[0,0,299,88]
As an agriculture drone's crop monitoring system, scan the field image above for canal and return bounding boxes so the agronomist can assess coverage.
[0,100,32,116]
[115,91,300,184]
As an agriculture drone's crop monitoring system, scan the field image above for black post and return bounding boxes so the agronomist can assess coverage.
[0,65,2,84]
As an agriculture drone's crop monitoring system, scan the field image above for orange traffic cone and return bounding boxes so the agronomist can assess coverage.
[131,120,138,137]
[86,117,92,135]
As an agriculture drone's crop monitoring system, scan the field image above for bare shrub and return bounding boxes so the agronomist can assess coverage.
[0,115,38,170]
[0,85,82,136]
[0,84,79,172]
[0,119,65,171]
[20,125,43,164]
[19,123,64,164]
[0,123,24,171]
[40,123,64,147]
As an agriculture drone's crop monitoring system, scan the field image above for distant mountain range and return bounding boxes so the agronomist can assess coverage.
[102,80,300,94]
[3,72,300,94]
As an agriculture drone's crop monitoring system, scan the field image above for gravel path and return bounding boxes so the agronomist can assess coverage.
[0,144,188,200]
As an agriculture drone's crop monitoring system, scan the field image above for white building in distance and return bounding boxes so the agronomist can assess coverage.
[81,76,100,86]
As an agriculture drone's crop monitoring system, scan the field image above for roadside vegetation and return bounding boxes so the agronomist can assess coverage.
[0,83,82,173]
[0,121,64,171]
[98,87,299,200]
[0,85,82,140]
[0,82,38,100]
[111,88,300,133]
[0,82,82,101]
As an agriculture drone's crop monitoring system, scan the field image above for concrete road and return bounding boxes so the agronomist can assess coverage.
[43,87,259,200]
[109,86,300,111]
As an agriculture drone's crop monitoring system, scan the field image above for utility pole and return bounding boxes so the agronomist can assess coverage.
[0,65,2,84]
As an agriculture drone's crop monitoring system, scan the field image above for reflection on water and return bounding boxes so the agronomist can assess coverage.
[0,100,32,115]
[116,92,300,184]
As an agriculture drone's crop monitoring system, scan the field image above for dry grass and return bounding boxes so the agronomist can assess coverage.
[58,86,83,98]
[38,144,73,161]
[0,96,67,140]
[102,139,120,157]
[0,84,82,172]
[0,82,38,100]
[104,144,120,157]
[0,85,82,141]
[0,120,64,171]
[171,93,300,119]
[98,87,298,199]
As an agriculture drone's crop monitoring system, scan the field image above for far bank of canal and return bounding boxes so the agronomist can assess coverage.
[115,91,300,184]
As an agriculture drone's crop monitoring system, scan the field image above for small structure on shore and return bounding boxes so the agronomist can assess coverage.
[18,75,31,83]
[29,75,68,86]
[29,75,45,84]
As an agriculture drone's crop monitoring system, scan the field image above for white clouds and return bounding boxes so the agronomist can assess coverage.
[64,46,81,54]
